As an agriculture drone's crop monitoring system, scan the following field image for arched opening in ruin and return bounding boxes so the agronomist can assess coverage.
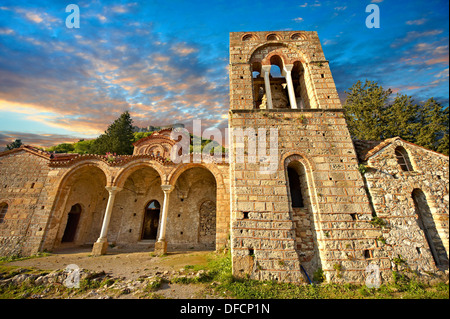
[141,200,160,240]
[285,156,319,278]
[170,166,217,249]
[45,164,108,251]
[291,61,308,109]
[248,41,317,109]
[251,61,264,109]
[62,203,82,243]
[395,146,413,172]
[412,189,448,268]
[112,165,163,244]
[267,55,290,109]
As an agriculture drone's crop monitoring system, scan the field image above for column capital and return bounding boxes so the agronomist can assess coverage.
[105,186,122,194]
[161,184,174,193]
[281,64,294,76]
[261,64,271,75]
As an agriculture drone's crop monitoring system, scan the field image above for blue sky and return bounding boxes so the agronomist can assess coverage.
[0,0,448,148]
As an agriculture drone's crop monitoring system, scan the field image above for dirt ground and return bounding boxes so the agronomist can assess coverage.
[5,245,219,299]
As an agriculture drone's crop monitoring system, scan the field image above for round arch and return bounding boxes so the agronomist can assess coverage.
[113,158,166,188]
[167,163,225,189]
[248,42,318,109]
[56,160,110,192]
[281,151,315,172]
[282,153,319,216]
[248,42,310,65]
[43,162,109,251]
[261,50,290,67]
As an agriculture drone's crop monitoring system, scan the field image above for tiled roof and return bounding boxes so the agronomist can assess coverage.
[352,139,384,162]
[353,136,448,162]
[0,145,52,160]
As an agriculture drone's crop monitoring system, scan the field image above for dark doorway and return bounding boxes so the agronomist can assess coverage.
[287,166,304,208]
[412,189,448,268]
[62,204,82,242]
[142,200,161,240]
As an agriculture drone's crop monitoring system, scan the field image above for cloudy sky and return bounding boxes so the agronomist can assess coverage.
[0,0,448,148]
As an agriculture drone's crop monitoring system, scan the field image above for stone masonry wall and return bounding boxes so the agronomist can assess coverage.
[364,139,449,274]
[0,151,50,256]
[229,110,389,283]
[229,31,392,284]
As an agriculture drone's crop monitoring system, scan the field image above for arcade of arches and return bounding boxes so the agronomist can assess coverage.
[38,158,229,256]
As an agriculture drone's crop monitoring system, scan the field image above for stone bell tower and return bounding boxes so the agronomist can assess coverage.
[228,31,386,283]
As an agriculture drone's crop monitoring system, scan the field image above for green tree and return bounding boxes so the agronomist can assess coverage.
[343,80,392,140]
[415,98,449,155]
[46,143,75,153]
[384,94,420,142]
[90,111,135,155]
[133,131,154,142]
[72,139,96,154]
[6,139,23,150]
[343,80,449,155]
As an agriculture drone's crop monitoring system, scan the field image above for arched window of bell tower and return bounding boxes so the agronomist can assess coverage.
[268,55,289,109]
[292,61,310,109]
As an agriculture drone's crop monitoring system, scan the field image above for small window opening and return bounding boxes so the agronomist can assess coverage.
[395,146,413,172]
[243,212,249,219]
[30,183,35,189]
[287,167,304,208]
[364,250,372,259]
[350,213,358,221]
[0,203,8,223]
[248,248,254,256]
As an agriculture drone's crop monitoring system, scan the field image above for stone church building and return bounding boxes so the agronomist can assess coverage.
[0,31,448,284]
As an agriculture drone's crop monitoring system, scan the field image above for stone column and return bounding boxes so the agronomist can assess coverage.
[91,186,122,256]
[282,64,298,109]
[154,184,174,255]
[261,65,273,110]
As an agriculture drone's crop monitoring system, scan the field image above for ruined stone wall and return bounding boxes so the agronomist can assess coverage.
[0,151,50,256]
[38,164,109,251]
[38,159,230,253]
[364,139,449,273]
[166,167,216,249]
[229,110,388,283]
[109,167,163,244]
[229,31,391,284]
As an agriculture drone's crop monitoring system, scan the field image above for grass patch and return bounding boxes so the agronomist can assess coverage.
[0,252,51,264]
[172,251,448,299]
